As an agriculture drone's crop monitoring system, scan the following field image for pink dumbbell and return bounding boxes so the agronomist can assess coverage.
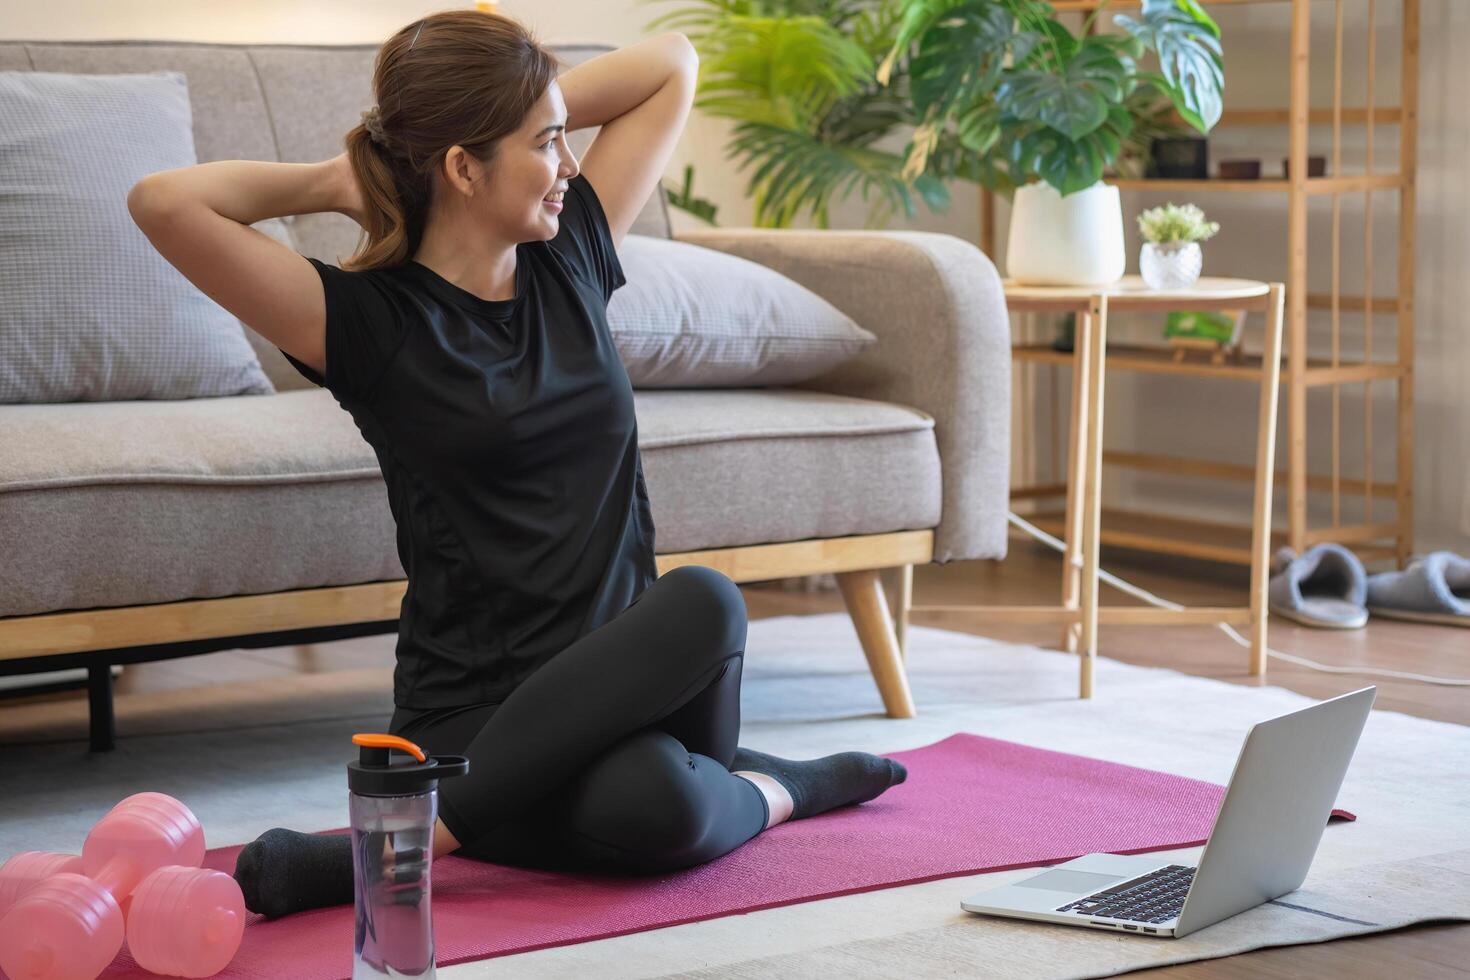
[0,792,245,980]
[0,851,85,918]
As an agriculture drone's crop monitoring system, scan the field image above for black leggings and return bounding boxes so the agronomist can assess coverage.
[387,564,769,875]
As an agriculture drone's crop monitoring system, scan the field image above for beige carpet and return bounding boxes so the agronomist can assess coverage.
[1,614,1466,979]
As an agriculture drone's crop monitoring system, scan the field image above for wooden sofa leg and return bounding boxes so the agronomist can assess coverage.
[836,569,917,718]
[88,664,116,753]
[878,564,913,664]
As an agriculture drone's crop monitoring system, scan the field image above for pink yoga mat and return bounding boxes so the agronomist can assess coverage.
[94,733,1355,979]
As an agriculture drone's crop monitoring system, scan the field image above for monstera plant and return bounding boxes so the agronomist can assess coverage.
[879,0,1224,197]
[641,0,1212,236]
[876,0,1224,284]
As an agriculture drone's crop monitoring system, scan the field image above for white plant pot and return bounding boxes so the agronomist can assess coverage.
[1139,241,1203,290]
[1005,180,1126,286]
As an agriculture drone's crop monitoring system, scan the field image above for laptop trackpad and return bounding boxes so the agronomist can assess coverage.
[1014,869,1122,893]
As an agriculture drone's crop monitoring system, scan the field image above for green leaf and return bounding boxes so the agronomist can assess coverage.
[998,41,1128,140]
[849,0,910,61]
[727,120,944,228]
[1114,0,1224,132]
[697,16,875,129]
[997,97,1134,196]
[955,100,1002,155]
[878,0,975,85]
[904,1,1014,120]
[1030,16,1080,68]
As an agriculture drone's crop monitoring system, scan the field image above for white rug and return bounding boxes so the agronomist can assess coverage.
[1,614,1466,979]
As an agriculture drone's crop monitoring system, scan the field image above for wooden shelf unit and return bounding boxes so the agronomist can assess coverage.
[989,0,1419,567]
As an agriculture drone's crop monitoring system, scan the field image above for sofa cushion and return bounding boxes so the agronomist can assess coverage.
[0,388,941,617]
[609,235,876,387]
[634,389,941,553]
[0,69,274,402]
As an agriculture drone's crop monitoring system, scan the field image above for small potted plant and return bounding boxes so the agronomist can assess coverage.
[1136,202,1219,289]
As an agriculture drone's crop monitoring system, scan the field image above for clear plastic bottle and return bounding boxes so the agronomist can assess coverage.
[347,734,468,979]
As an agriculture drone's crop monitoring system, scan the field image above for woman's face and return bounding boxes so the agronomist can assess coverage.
[476,83,579,245]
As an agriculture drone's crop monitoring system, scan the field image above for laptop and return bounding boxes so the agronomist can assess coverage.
[960,686,1375,938]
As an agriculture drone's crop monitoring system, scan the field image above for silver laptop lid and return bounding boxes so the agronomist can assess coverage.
[1175,686,1375,937]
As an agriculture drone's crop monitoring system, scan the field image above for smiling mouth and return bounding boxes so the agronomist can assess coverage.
[542,191,565,203]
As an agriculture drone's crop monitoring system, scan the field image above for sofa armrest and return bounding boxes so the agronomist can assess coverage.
[673,227,1011,563]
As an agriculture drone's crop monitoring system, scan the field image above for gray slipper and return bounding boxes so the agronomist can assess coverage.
[1268,544,1368,629]
[1365,551,1470,627]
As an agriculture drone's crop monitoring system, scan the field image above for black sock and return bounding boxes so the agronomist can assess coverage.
[233,828,354,919]
[730,746,907,821]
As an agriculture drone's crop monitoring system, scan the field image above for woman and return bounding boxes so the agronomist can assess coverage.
[128,11,905,918]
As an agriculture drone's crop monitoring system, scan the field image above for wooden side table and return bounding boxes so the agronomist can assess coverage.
[911,276,1286,698]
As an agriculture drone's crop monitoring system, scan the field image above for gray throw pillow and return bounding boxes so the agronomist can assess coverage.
[608,234,876,388]
[0,69,274,403]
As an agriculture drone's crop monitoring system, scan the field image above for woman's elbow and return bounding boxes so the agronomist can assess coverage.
[127,174,174,224]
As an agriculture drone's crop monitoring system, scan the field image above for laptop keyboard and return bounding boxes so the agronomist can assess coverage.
[1056,864,1195,924]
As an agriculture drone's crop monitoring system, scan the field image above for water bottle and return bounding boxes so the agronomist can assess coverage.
[347,733,468,979]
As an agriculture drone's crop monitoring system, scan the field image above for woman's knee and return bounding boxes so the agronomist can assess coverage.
[564,729,719,858]
[656,565,747,654]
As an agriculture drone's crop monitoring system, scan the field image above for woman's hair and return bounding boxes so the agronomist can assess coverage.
[341,9,562,271]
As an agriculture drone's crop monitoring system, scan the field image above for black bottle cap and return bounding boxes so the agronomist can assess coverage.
[347,733,468,797]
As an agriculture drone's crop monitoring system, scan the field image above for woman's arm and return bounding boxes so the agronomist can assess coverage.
[125,155,367,378]
[556,33,698,246]
[130,153,366,228]
[557,32,695,132]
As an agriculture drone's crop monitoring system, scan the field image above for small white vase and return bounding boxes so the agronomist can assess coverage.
[1139,241,1203,290]
[1006,180,1126,286]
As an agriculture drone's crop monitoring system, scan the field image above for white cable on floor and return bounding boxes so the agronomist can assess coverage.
[1006,511,1470,687]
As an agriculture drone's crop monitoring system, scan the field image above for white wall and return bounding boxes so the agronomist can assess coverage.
[3,0,1464,553]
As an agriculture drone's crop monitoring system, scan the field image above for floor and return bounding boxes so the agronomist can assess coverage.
[5,533,1467,977]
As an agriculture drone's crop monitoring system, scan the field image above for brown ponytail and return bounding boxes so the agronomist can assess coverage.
[340,9,562,271]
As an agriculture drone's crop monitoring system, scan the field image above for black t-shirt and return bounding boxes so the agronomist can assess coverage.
[279,172,657,709]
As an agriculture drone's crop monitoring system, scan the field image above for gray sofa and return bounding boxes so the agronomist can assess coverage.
[0,39,1012,750]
